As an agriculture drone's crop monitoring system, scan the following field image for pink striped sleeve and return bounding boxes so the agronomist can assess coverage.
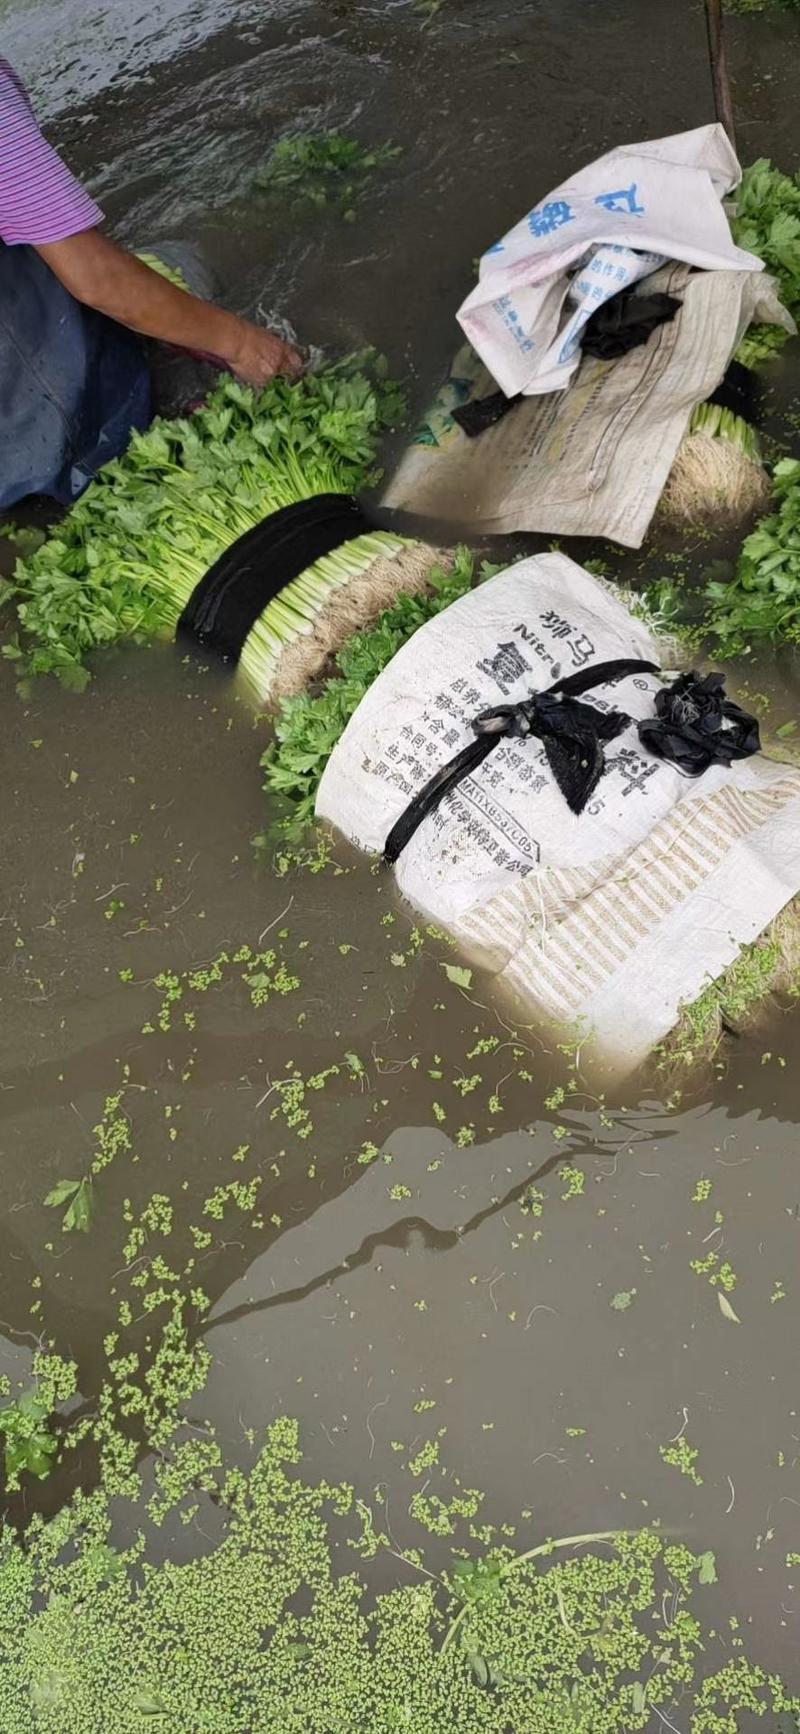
[0,57,103,246]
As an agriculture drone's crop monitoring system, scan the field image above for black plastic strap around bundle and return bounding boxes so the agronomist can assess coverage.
[383,657,658,866]
[706,358,762,425]
[176,492,370,664]
[637,671,760,774]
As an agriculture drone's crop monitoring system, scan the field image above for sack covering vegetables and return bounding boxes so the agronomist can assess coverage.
[385,133,794,544]
[312,554,800,1074]
[0,356,446,704]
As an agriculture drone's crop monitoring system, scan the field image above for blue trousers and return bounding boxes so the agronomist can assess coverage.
[0,241,151,510]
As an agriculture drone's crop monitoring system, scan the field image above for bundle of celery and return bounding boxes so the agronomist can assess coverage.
[704,457,800,654]
[263,547,483,825]
[688,401,762,464]
[0,356,406,694]
[238,535,447,706]
[731,158,800,366]
[660,157,800,528]
[660,386,770,531]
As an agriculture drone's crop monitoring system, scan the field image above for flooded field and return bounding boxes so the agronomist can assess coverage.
[3,0,800,1720]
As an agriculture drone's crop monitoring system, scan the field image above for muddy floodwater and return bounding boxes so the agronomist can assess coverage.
[3,0,800,1701]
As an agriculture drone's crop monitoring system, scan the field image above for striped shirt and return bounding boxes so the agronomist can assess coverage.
[0,57,102,246]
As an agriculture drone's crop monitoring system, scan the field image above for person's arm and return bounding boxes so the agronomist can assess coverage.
[0,57,300,387]
[36,227,301,387]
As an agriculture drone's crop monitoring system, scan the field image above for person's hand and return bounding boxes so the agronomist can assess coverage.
[38,231,306,387]
[228,320,304,386]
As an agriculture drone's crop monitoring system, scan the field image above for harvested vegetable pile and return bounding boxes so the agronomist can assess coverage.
[732,158,800,365]
[704,457,800,653]
[262,550,695,831]
[662,411,771,532]
[0,356,404,691]
[644,152,800,650]
[688,401,762,465]
[663,157,800,525]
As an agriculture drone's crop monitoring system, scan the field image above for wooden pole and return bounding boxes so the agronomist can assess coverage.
[704,0,737,153]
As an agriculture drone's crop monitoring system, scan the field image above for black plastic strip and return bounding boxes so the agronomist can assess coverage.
[384,657,659,865]
[706,359,762,424]
[549,658,658,699]
[384,736,495,866]
[176,493,370,664]
[452,391,521,440]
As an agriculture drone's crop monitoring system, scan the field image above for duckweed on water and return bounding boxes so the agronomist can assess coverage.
[4,901,799,1729]
[144,939,300,1035]
[660,1434,704,1488]
[691,1252,739,1293]
[44,1085,133,1234]
[1,1336,796,1734]
[1,1019,797,1729]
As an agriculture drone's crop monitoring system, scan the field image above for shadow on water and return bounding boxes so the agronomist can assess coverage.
[2,0,800,1682]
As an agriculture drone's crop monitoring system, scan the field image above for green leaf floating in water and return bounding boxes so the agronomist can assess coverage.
[697,1551,718,1585]
[0,1390,59,1483]
[44,1175,94,1233]
[442,963,473,990]
[43,1177,83,1209]
[467,1652,490,1688]
[30,1670,71,1713]
[132,1689,170,1716]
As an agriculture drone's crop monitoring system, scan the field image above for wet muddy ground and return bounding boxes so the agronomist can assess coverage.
[3,0,800,1698]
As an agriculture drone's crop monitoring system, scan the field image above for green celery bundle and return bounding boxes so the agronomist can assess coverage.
[705,457,800,653]
[0,355,404,691]
[732,158,800,366]
[263,548,482,824]
[688,401,762,462]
